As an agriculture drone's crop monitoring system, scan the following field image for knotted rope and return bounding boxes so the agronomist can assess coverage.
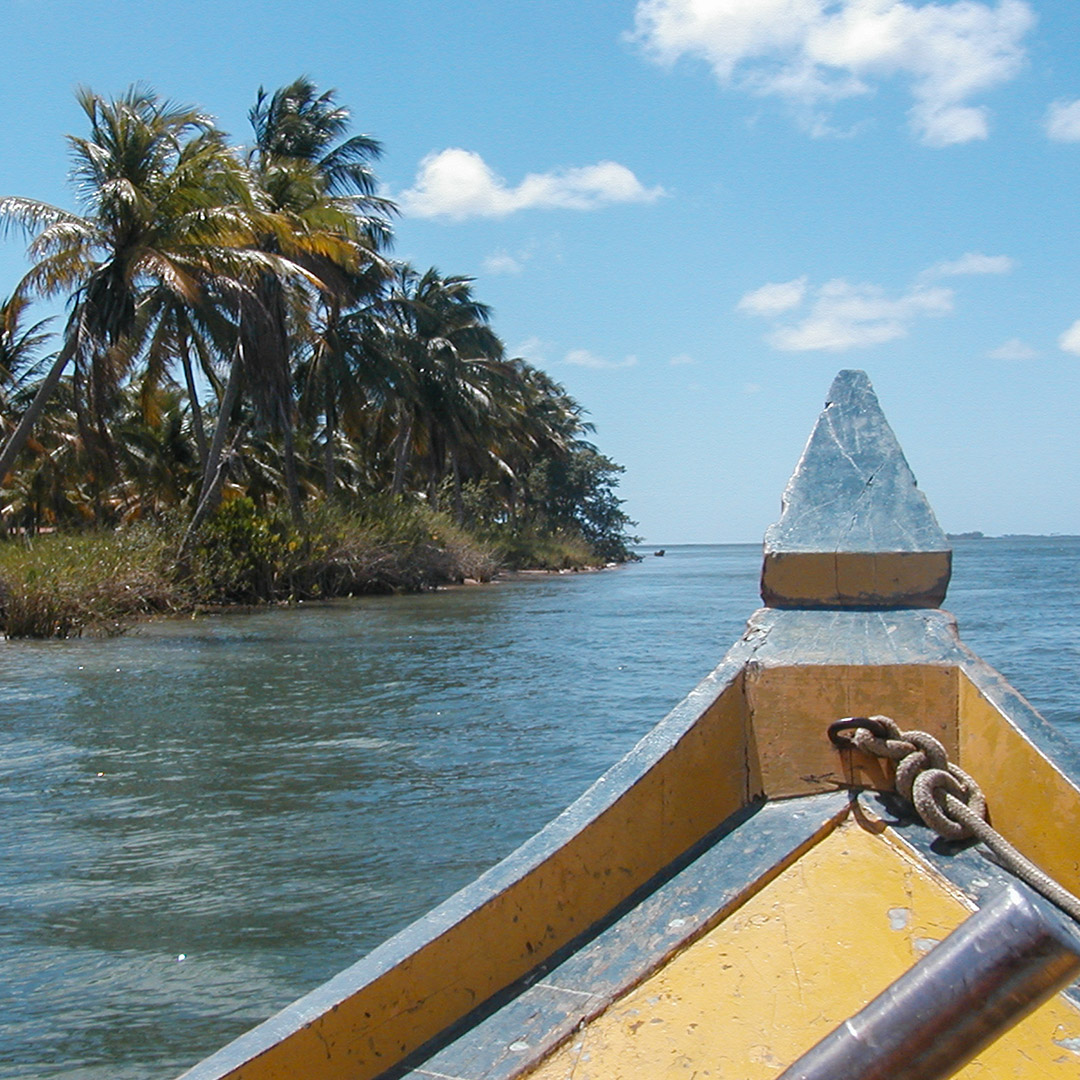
[829,715,1080,924]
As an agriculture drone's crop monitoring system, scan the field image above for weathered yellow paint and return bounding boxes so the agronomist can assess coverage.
[185,676,752,1080]
[657,670,751,846]
[744,662,957,799]
[523,818,1080,1080]
[958,671,1080,898]
[761,550,951,608]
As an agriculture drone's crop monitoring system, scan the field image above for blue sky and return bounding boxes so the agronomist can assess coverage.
[1,0,1078,542]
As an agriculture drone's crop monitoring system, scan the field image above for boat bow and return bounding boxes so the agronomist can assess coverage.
[178,371,1080,1080]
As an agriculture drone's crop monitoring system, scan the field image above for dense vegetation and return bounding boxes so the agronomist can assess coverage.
[0,81,636,635]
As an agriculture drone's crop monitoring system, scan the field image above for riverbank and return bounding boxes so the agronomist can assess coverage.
[0,500,620,639]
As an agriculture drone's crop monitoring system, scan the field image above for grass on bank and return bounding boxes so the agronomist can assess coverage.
[0,498,611,639]
[0,527,179,639]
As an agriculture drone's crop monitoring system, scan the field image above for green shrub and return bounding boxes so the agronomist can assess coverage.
[486,524,596,571]
[184,496,499,606]
[185,497,293,603]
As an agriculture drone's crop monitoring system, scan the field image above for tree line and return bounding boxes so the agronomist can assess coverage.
[0,79,635,564]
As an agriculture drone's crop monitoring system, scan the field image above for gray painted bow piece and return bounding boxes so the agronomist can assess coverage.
[761,369,951,609]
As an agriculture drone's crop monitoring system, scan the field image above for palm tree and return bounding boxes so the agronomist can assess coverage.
[298,284,372,494]
[249,77,391,208]
[0,293,55,527]
[111,385,200,520]
[224,77,394,523]
[0,86,266,506]
[135,281,243,476]
[377,265,513,519]
[0,293,53,428]
[467,360,584,526]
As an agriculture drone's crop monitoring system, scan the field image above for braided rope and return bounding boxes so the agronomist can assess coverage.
[829,715,1080,924]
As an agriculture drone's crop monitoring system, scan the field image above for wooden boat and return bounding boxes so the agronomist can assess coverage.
[178,370,1080,1080]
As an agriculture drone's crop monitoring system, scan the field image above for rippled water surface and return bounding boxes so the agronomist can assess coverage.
[2,538,1078,1078]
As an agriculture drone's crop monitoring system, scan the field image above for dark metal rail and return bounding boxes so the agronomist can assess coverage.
[778,884,1080,1080]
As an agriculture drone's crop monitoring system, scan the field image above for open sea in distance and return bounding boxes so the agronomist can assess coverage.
[2,537,1078,1078]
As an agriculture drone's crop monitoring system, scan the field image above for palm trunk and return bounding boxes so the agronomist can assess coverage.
[323,426,335,496]
[178,419,249,563]
[320,305,339,498]
[281,415,303,526]
[180,348,244,556]
[179,327,208,471]
[323,385,337,496]
[427,465,440,511]
[451,446,464,525]
[391,414,413,495]
[427,436,445,510]
[256,272,303,526]
[0,337,76,485]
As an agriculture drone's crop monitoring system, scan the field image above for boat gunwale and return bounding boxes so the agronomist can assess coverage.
[388,790,854,1080]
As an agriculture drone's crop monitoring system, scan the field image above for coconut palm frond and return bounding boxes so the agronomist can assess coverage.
[0,196,85,240]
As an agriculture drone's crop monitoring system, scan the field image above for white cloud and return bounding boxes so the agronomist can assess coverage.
[740,252,1017,351]
[924,252,1014,277]
[1059,321,1080,355]
[739,276,953,351]
[398,148,665,220]
[737,277,808,315]
[669,352,695,365]
[989,337,1037,360]
[511,336,548,362]
[564,349,639,370]
[632,0,1034,145]
[1045,99,1080,141]
[483,252,525,275]
[774,280,953,350]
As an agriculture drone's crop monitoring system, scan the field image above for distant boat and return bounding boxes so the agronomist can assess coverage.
[654,548,665,556]
[179,371,1080,1080]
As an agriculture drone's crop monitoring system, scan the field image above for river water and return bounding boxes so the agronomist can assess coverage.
[2,538,1078,1079]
